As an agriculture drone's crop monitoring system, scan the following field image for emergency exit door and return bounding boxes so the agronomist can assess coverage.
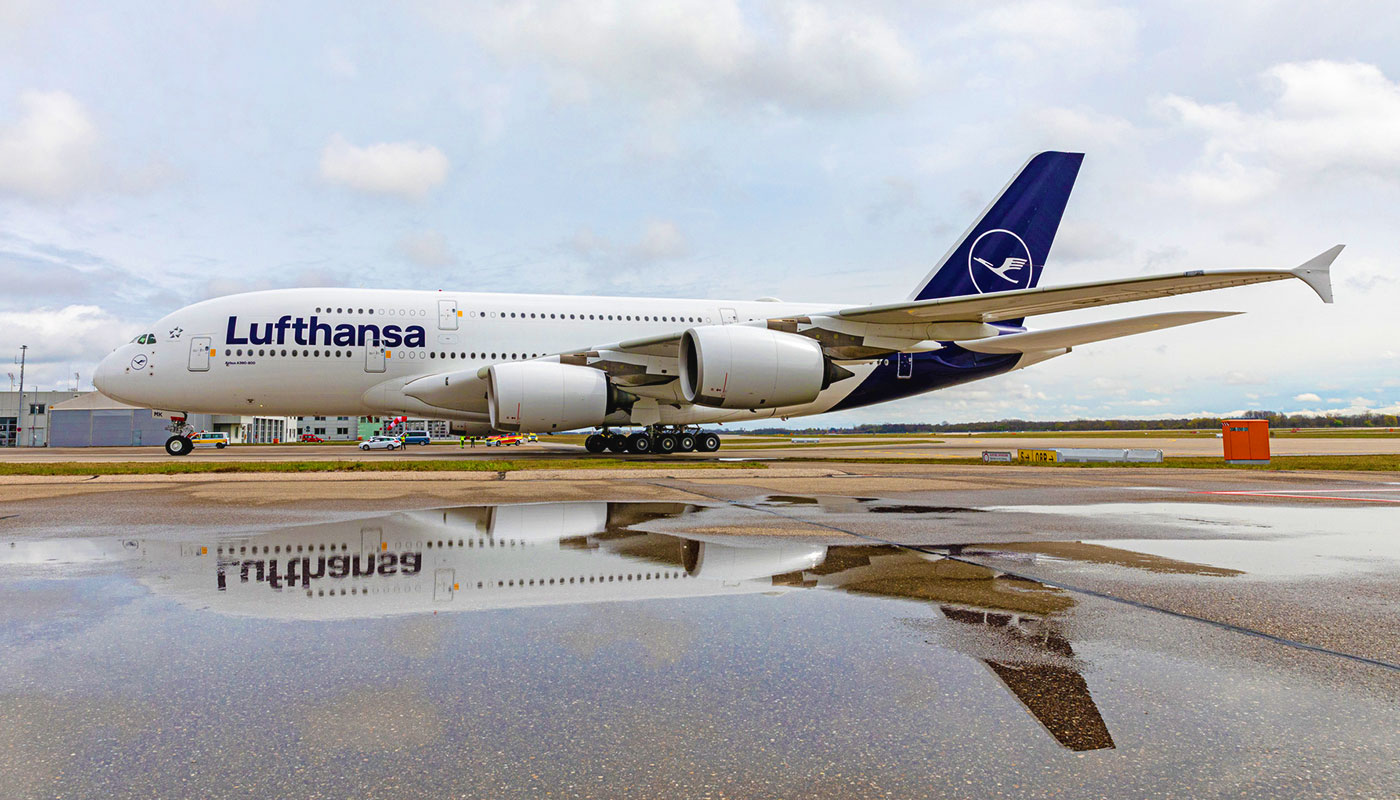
[188,336,211,371]
[438,299,459,330]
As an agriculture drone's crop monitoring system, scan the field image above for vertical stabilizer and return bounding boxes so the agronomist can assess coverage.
[910,152,1083,308]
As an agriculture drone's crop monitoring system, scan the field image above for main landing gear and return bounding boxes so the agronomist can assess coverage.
[163,414,196,456]
[584,426,721,455]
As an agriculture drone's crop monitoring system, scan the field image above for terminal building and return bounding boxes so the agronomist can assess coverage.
[1,391,452,446]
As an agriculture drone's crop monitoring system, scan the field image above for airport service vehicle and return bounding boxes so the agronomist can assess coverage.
[399,431,432,446]
[190,431,228,450]
[485,434,524,447]
[92,152,1341,457]
[298,433,323,443]
[359,435,401,451]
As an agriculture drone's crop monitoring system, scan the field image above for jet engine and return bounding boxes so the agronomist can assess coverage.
[679,326,828,409]
[682,539,829,582]
[486,362,625,432]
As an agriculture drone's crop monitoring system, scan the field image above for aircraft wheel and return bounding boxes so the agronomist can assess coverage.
[626,432,652,454]
[584,434,608,454]
[677,434,696,452]
[606,435,628,453]
[697,432,721,453]
[164,435,193,456]
[655,434,678,454]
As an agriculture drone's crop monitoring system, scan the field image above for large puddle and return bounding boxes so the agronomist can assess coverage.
[2,501,1397,798]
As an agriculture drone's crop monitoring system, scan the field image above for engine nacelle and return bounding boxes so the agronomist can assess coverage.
[682,540,829,582]
[487,362,618,433]
[679,326,826,409]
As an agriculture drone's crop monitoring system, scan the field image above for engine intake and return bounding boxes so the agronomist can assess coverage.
[487,362,623,432]
[679,326,827,409]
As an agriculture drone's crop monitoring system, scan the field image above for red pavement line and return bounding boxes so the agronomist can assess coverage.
[1192,491,1400,504]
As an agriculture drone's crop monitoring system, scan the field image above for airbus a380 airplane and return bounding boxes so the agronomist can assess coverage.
[94,152,1341,456]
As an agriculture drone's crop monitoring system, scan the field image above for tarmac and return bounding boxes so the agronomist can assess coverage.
[3,431,1400,462]
[1,448,1397,798]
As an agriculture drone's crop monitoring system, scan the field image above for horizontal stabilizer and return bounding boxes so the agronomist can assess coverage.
[958,311,1240,354]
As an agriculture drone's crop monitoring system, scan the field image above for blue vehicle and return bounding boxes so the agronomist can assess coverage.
[399,431,432,446]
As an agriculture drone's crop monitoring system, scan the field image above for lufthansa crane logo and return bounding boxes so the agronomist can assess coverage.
[130,354,148,370]
[967,229,1034,294]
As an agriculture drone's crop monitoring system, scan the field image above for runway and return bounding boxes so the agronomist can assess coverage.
[1,462,1397,797]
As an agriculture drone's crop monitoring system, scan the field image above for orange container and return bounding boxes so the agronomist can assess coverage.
[1222,419,1270,464]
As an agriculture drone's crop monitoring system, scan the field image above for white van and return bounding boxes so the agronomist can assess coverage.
[191,431,230,449]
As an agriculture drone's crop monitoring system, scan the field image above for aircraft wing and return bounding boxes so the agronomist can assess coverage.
[831,245,1340,325]
[403,246,1340,410]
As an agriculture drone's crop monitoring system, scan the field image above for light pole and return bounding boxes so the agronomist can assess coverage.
[17,345,27,447]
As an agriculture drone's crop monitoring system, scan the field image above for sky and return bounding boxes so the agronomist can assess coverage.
[1,0,1398,425]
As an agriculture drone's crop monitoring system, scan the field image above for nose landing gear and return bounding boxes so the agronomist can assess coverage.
[583,426,721,455]
[163,414,195,456]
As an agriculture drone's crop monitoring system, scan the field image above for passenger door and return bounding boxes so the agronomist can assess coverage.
[433,568,456,602]
[188,336,211,371]
[364,341,386,373]
[719,307,738,324]
[438,299,459,331]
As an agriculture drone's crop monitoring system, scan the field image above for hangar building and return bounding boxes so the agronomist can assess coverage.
[48,393,213,448]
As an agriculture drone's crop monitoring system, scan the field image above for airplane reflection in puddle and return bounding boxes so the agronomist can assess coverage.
[1,502,1240,752]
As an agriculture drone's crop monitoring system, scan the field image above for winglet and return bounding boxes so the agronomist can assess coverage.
[1292,245,1343,304]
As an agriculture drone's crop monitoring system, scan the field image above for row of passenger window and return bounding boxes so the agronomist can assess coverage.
[220,537,547,556]
[471,572,686,589]
[305,306,705,324]
[477,311,705,324]
[313,306,426,316]
[224,348,548,362]
[218,542,351,555]
[306,585,419,598]
[299,571,688,600]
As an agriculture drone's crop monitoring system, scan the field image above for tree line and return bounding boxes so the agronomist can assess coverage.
[745,411,1400,435]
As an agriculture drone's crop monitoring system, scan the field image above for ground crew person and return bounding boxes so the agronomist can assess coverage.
[460,435,466,449]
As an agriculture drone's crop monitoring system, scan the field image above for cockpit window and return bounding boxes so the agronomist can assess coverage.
[134,333,157,345]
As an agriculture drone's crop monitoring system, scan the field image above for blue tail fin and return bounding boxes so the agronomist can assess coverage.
[910,152,1083,304]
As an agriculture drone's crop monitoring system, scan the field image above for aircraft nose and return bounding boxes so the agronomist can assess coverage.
[93,350,125,398]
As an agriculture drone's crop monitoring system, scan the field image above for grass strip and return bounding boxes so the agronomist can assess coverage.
[771,454,1400,471]
[965,430,1400,439]
[0,459,764,477]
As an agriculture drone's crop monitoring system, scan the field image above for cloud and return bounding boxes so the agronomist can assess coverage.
[632,220,686,260]
[0,235,166,310]
[1161,60,1400,201]
[0,90,101,201]
[1031,107,1136,148]
[950,0,1139,71]
[320,46,358,79]
[1048,222,1133,262]
[457,0,920,111]
[1,305,140,389]
[1293,392,1322,403]
[318,134,449,199]
[395,229,456,267]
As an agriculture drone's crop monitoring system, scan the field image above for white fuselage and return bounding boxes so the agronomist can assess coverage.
[94,288,884,427]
